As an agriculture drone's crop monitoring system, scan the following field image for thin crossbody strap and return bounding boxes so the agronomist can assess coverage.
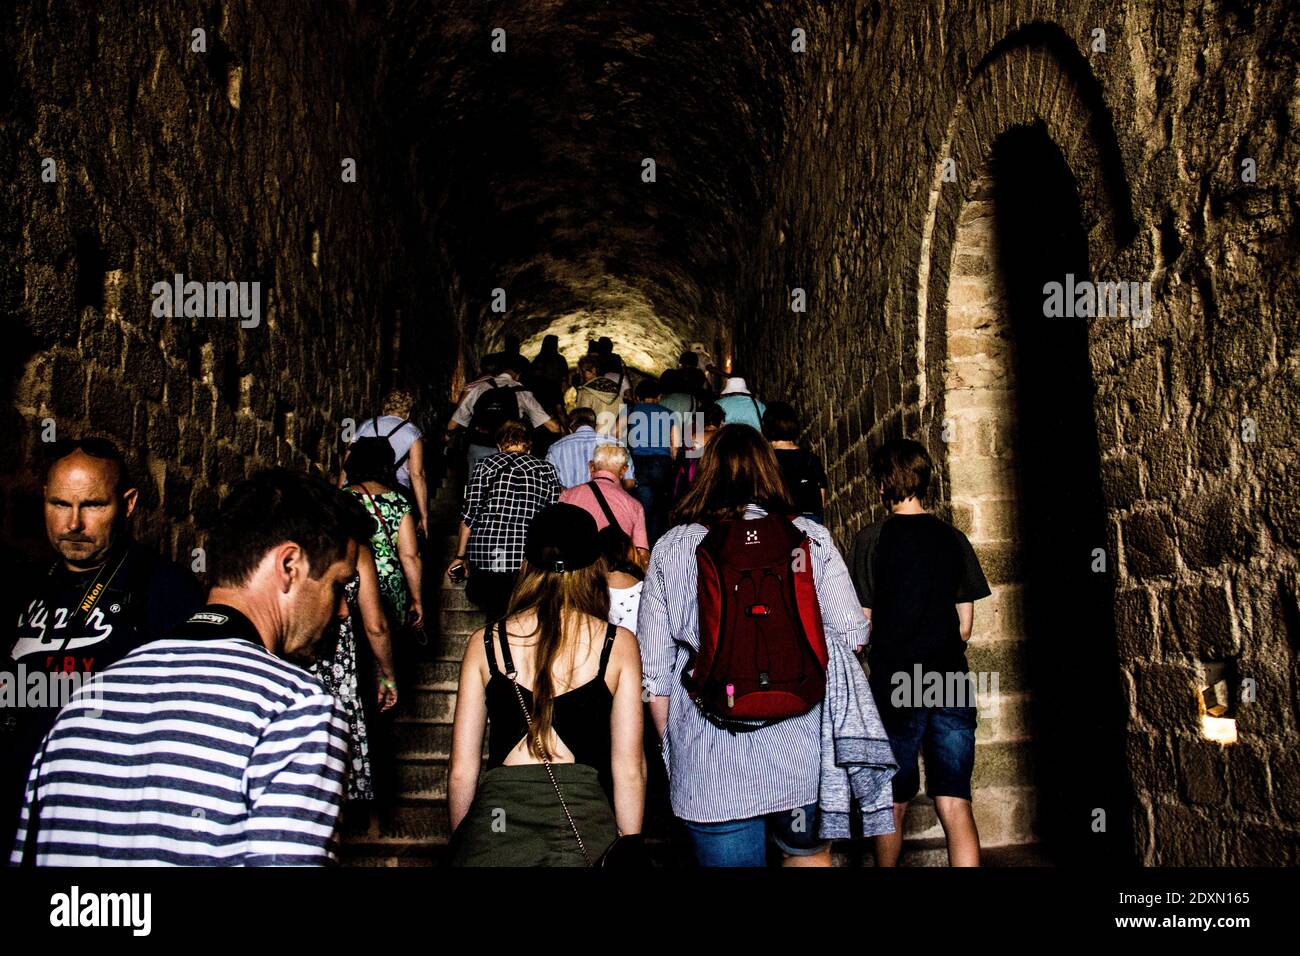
[586,480,620,529]
[358,487,398,553]
[498,619,592,867]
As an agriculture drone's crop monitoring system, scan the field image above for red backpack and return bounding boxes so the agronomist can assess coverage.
[687,514,829,731]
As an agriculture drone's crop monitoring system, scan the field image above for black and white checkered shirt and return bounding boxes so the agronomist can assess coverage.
[461,452,563,571]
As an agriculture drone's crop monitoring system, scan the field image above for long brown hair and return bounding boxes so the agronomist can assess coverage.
[670,423,795,526]
[501,558,611,759]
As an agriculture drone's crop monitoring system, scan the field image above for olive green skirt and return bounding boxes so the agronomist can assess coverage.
[449,763,617,867]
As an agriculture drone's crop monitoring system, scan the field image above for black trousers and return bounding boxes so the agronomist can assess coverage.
[466,568,518,622]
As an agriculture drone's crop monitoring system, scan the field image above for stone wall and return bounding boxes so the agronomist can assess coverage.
[0,0,460,563]
[742,1,1299,863]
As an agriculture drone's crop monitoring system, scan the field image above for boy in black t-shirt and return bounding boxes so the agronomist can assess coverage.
[849,438,991,867]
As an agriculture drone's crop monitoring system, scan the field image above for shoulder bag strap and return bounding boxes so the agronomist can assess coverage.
[586,480,620,529]
[749,394,762,422]
[500,619,593,866]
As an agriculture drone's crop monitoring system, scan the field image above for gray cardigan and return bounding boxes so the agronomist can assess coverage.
[819,634,899,838]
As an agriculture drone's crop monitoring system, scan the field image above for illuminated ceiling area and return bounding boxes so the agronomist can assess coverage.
[384,0,785,381]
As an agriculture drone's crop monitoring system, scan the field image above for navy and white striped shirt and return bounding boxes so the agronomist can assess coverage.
[9,607,350,867]
[637,506,868,822]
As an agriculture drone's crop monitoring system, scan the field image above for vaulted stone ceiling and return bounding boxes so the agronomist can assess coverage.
[378,0,800,372]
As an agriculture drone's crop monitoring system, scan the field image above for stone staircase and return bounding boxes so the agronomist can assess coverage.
[340,479,1049,867]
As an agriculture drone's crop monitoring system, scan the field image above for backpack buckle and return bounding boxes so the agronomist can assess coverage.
[745,603,770,617]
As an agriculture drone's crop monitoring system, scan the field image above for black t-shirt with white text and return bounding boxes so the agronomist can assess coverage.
[1,540,203,847]
[849,513,991,677]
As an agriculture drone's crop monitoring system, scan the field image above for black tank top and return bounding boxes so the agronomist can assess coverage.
[484,619,617,798]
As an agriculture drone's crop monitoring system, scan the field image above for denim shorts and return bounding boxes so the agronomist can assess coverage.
[878,704,976,803]
[683,802,827,867]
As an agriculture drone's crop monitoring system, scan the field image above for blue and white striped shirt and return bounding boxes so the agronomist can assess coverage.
[9,620,350,867]
[545,426,636,487]
[637,505,868,822]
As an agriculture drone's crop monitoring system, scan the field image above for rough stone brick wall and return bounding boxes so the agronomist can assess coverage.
[0,1,462,564]
[741,1,1299,863]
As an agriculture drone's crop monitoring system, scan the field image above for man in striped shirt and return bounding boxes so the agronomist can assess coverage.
[9,469,375,866]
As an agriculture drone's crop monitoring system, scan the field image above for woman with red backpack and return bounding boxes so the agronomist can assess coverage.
[638,424,885,867]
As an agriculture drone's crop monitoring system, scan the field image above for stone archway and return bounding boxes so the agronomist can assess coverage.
[918,24,1140,865]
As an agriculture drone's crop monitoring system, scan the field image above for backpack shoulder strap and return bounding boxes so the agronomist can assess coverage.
[586,480,620,528]
[386,418,415,470]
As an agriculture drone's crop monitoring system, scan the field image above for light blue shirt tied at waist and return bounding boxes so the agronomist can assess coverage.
[638,504,895,834]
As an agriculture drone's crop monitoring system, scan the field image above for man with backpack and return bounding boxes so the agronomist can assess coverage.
[567,353,624,435]
[445,358,561,476]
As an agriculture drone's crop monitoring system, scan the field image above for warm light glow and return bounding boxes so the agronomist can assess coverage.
[1200,714,1238,745]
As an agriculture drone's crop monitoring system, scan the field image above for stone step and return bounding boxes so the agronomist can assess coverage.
[440,582,475,610]
[395,758,449,799]
[440,608,484,640]
[394,718,454,756]
[430,627,471,663]
[366,798,451,844]
[339,832,1041,867]
[403,686,457,721]
[412,659,461,685]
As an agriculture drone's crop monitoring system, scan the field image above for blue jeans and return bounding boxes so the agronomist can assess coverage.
[683,802,827,867]
[631,454,674,546]
[877,703,976,802]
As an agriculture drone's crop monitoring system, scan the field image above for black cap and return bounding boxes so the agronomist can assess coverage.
[525,503,600,573]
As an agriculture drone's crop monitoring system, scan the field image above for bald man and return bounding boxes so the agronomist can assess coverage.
[1,438,203,852]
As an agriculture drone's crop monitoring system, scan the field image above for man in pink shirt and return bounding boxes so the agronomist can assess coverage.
[559,443,650,563]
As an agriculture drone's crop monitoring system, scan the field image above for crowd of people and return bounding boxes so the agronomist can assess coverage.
[2,334,993,869]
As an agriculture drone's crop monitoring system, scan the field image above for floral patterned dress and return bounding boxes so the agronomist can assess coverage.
[308,487,411,803]
[355,489,412,623]
[309,576,373,801]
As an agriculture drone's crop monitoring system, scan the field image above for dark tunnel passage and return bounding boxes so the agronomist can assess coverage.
[378,0,796,371]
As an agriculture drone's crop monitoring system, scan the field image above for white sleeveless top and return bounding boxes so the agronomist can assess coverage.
[356,415,422,489]
[608,582,643,633]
